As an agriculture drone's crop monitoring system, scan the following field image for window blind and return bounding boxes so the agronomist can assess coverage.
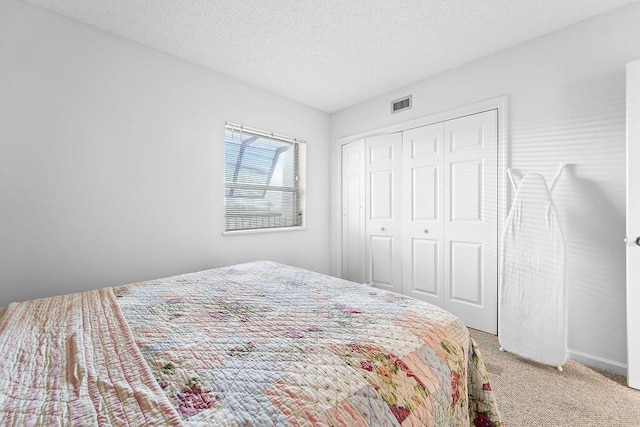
[224,123,304,232]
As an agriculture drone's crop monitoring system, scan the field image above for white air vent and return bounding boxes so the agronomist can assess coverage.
[391,95,412,114]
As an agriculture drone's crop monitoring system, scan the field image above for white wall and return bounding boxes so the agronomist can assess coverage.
[330,3,640,372]
[0,0,330,307]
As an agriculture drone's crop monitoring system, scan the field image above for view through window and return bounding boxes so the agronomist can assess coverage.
[224,123,304,232]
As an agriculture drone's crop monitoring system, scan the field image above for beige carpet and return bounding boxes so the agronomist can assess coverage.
[469,329,640,426]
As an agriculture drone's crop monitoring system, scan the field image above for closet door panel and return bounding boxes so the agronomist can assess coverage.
[341,140,365,283]
[450,160,483,222]
[370,235,395,289]
[370,171,393,220]
[365,133,402,293]
[444,110,498,334]
[402,123,444,306]
[410,238,439,296]
[412,166,438,221]
[344,174,363,278]
[449,241,482,304]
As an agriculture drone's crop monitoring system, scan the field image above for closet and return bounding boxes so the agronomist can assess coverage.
[341,109,498,333]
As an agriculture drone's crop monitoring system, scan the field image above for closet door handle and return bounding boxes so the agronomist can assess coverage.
[381,227,385,231]
[635,236,640,246]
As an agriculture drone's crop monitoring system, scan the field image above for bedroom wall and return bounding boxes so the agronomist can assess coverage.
[0,0,331,307]
[330,2,640,373]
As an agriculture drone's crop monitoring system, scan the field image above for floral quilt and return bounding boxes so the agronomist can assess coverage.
[116,261,502,426]
[0,288,182,426]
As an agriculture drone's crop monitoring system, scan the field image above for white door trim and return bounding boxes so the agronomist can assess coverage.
[626,60,640,389]
[337,96,510,314]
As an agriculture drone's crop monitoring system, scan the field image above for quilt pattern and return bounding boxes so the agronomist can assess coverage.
[115,261,502,426]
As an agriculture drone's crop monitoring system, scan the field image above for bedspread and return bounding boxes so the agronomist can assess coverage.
[0,288,182,426]
[116,261,502,426]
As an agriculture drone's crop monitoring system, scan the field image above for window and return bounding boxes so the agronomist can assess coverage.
[224,123,305,232]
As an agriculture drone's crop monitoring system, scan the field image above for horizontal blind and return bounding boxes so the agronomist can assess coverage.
[224,124,302,232]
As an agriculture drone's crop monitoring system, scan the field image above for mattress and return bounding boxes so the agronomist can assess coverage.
[0,261,502,426]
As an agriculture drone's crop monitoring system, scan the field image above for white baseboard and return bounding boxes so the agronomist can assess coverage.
[568,349,627,376]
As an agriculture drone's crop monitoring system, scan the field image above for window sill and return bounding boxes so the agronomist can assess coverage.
[222,226,306,236]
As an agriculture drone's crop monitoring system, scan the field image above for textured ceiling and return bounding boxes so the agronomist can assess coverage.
[20,0,639,113]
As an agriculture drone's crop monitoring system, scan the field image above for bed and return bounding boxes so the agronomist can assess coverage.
[0,261,502,426]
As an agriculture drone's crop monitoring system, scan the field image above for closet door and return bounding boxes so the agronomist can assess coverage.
[365,133,402,293]
[443,110,498,333]
[402,123,445,306]
[341,140,366,283]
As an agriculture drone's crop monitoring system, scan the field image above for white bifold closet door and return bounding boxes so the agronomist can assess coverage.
[364,132,403,294]
[341,139,366,283]
[344,109,498,332]
[402,110,498,333]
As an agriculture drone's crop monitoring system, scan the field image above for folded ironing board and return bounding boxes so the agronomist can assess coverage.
[499,166,567,369]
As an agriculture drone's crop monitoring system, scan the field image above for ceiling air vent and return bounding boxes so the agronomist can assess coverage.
[391,95,412,114]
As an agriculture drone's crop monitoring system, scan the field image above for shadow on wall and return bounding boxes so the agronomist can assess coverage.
[561,164,627,358]
[504,69,627,365]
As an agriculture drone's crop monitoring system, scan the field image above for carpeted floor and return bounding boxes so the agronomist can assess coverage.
[469,329,640,426]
